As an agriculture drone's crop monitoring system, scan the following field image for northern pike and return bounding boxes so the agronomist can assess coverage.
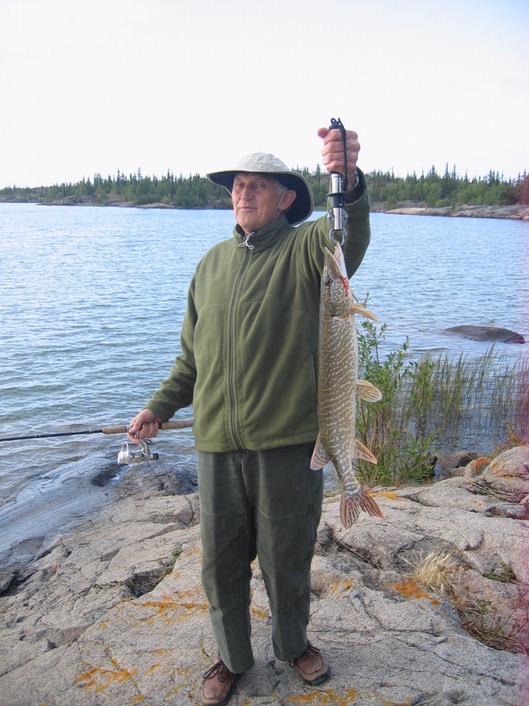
[310,243,384,528]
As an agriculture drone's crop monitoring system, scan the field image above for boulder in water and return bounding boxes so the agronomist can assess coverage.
[445,325,525,344]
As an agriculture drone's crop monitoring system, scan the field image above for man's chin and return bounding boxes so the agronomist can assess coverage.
[238,218,259,232]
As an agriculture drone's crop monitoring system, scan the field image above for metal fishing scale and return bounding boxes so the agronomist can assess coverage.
[327,117,349,243]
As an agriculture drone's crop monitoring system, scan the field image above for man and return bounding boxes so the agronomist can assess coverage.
[128,125,371,706]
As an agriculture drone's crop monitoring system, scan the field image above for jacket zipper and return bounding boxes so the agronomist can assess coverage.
[227,249,252,448]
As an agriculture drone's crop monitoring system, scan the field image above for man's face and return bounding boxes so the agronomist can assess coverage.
[231,174,294,234]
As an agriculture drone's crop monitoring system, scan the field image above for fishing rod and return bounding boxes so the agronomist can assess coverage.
[0,419,194,443]
[327,117,348,242]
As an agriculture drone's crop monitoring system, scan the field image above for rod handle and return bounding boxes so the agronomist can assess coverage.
[100,420,194,435]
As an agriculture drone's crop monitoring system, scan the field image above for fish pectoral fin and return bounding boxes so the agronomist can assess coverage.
[310,434,330,470]
[354,439,378,465]
[351,302,378,322]
[356,380,383,402]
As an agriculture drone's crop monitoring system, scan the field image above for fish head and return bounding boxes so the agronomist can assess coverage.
[322,246,351,312]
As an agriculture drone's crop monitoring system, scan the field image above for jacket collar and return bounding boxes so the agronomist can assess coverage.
[232,214,293,253]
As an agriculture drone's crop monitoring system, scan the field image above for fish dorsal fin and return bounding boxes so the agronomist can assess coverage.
[356,380,383,402]
[354,439,378,465]
[310,433,330,470]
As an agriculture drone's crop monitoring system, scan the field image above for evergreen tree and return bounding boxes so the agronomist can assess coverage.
[0,166,527,210]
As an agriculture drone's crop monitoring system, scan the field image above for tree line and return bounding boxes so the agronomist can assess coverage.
[1,165,527,209]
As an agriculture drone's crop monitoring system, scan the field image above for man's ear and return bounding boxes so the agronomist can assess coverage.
[279,189,297,213]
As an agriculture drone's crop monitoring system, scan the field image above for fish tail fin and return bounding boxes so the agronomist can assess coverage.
[340,489,385,528]
[310,433,329,470]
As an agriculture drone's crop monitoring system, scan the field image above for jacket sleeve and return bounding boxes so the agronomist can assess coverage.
[293,168,371,283]
[144,277,198,421]
[342,168,371,277]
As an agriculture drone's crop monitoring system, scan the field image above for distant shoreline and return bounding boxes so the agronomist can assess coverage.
[1,197,528,220]
[370,203,529,220]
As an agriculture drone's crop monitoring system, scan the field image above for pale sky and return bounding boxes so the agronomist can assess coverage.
[1,0,527,188]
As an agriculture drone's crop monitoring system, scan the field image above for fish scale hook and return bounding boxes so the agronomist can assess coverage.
[327,117,348,244]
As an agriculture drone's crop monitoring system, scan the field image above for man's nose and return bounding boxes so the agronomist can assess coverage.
[239,185,254,199]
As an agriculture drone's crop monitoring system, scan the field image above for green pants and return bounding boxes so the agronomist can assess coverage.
[198,443,323,674]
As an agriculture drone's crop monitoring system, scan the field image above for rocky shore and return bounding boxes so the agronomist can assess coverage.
[370,203,529,220]
[1,447,528,706]
[2,195,528,220]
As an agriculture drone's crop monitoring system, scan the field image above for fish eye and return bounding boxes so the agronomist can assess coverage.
[324,275,333,287]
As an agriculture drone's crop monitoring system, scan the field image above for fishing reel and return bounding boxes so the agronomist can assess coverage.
[117,439,159,465]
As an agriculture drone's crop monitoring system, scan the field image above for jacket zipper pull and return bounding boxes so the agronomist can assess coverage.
[238,232,255,250]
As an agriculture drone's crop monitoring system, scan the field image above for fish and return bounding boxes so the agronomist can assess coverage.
[310,243,384,528]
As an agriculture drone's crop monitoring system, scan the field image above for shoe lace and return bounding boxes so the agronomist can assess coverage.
[202,659,231,682]
[289,642,320,667]
[304,642,321,657]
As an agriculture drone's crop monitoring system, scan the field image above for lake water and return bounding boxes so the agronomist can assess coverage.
[0,203,527,557]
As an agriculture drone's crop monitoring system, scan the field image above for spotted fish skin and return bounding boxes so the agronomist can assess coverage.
[310,244,384,528]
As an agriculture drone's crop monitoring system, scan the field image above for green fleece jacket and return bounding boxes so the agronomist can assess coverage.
[146,175,371,452]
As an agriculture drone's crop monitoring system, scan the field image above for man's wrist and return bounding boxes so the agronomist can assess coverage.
[344,169,363,202]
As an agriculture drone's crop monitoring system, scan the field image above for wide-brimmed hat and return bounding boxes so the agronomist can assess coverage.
[207,152,313,225]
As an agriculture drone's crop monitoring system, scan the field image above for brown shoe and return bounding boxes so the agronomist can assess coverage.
[200,659,237,706]
[289,642,329,685]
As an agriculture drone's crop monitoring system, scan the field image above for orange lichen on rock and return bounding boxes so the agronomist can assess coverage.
[139,590,207,614]
[77,661,139,693]
[489,465,515,477]
[284,686,357,704]
[330,578,353,595]
[373,490,406,502]
[465,457,490,477]
[389,577,440,605]
[251,605,270,620]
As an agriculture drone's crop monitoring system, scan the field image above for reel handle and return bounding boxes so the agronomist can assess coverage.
[101,420,194,435]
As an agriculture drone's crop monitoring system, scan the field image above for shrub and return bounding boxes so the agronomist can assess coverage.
[356,320,528,486]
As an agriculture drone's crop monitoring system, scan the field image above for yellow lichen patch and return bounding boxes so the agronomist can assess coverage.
[76,662,139,693]
[284,686,357,704]
[138,594,182,608]
[131,694,145,704]
[330,578,353,596]
[144,663,161,676]
[250,605,270,620]
[139,590,207,614]
[489,465,514,477]
[373,490,406,502]
[180,544,202,559]
[178,602,208,611]
[131,591,208,627]
[389,577,440,606]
